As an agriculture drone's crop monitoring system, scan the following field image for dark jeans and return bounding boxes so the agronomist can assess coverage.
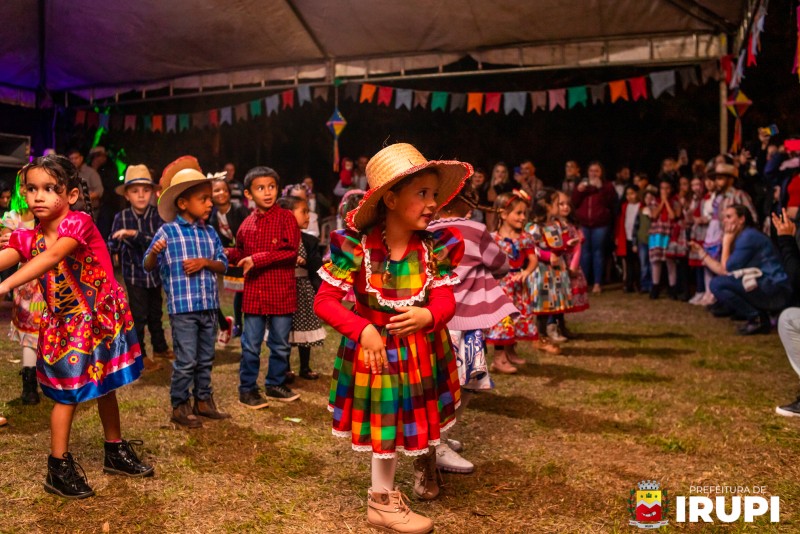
[216,292,244,329]
[624,240,640,291]
[169,311,217,407]
[709,276,791,320]
[126,283,169,357]
[240,314,293,392]
[580,225,609,286]
[637,242,652,291]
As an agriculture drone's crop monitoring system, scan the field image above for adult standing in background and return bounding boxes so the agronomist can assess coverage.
[487,162,514,230]
[224,162,247,209]
[572,161,617,293]
[518,159,544,199]
[90,146,121,237]
[67,148,106,231]
[352,156,369,191]
[562,160,581,195]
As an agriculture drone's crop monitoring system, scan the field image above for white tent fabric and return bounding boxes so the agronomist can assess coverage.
[0,0,745,105]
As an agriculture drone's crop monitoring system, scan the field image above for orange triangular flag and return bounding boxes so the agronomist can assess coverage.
[609,80,629,103]
[360,84,377,103]
[467,93,484,114]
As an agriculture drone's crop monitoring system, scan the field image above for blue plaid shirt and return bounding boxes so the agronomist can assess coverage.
[145,215,228,315]
[107,205,163,288]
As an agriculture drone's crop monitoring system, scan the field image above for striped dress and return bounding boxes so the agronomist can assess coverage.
[316,226,463,458]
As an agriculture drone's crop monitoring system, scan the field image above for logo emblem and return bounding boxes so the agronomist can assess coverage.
[629,480,670,529]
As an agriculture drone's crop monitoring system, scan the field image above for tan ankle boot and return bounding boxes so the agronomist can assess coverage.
[490,351,518,374]
[412,448,441,500]
[534,338,562,355]
[367,488,434,534]
[506,349,526,365]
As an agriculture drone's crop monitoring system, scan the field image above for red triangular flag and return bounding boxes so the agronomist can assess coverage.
[629,77,648,101]
[74,110,87,126]
[209,109,219,127]
[282,90,295,109]
[720,55,733,84]
[377,86,393,106]
[484,92,501,113]
[86,112,99,129]
[152,115,163,132]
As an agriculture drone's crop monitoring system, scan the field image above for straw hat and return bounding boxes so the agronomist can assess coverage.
[158,168,212,222]
[346,143,472,232]
[160,155,202,190]
[711,162,738,179]
[116,164,159,196]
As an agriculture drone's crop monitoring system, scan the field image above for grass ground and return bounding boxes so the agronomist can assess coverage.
[0,287,798,533]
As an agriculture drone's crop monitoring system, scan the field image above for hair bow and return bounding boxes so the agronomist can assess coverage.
[504,188,531,209]
[206,171,227,180]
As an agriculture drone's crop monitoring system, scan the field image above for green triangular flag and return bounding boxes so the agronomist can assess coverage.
[142,115,152,131]
[178,114,190,132]
[250,100,262,117]
[431,92,448,112]
[567,86,588,109]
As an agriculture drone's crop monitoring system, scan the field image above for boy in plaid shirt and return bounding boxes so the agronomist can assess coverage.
[226,166,301,408]
[144,168,229,428]
[107,165,170,372]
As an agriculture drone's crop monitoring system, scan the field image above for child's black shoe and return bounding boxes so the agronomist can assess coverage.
[103,440,155,477]
[265,384,300,402]
[239,389,270,410]
[20,367,40,405]
[44,453,95,499]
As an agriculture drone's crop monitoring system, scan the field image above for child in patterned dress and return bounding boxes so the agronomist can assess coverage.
[314,143,469,534]
[527,188,570,353]
[0,155,151,499]
[554,191,589,338]
[485,190,539,373]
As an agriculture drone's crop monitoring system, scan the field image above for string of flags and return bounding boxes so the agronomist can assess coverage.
[72,63,723,134]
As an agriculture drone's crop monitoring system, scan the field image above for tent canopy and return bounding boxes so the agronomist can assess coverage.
[1,0,746,105]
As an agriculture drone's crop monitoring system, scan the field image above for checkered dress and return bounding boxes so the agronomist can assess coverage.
[320,226,463,458]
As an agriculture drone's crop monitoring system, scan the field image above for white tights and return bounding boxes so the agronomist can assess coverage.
[22,346,36,367]
[371,456,398,493]
[651,259,677,287]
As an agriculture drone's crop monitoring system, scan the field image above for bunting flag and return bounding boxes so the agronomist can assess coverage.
[178,114,190,131]
[282,89,295,109]
[484,92,501,113]
[467,92,484,114]
[110,114,124,131]
[589,83,606,104]
[313,86,329,102]
[360,83,377,103]
[414,90,431,108]
[726,90,752,153]
[449,93,466,112]
[503,91,526,115]
[152,115,164,132]
[86,112,99,129]
[609,80,629,103]
[395,88,413,110]
[99,113,110,130]
[208,110,218,128]
[377,86,393,106]
[297,85,311,105]
[235,103,248,122]
[192,112,208,129]
[431,91,448,112]
[720,54,733,84]
[730,50,746,89]
[679,67,699,90]
[548,89,565,110]
[265,94,280,115]
[142,115,152,131]
[166,114,177,132]
[530,91,547,111]
[649,70,676,98]
[250,99,263,117]
[701,61,720,84]
[345,83,360,101]
[629,77,648,101]
[124,115,136,131]
[75,109,87,126]
[220,107,232,125]
[746,34,757,67]
[566,86,588,108]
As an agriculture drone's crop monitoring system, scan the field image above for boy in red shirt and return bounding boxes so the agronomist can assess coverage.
[226,166,301,407]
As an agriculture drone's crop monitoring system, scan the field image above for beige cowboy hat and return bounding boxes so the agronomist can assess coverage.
[346,143,473,232]
[158,168,212,222]
[116,164,159,196]
[710,162,738,179]
[160,155,202,191]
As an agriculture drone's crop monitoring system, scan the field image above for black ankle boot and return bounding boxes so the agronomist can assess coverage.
[20,367,40,405]
[667,285,679,300]
[103,440,154,477]
[649,285,661,300]
[44,453,95,499]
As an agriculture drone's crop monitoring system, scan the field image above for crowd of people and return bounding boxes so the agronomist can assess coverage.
[2,131,800,533]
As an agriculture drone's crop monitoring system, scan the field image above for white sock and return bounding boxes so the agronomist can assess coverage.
[22,346,36,367]
[371,456,398,493]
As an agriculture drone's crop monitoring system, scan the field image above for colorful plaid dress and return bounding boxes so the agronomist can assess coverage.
[564,223,589,313]
[527,221,573,314]
[486,232,538,344]
[318,226,463,458]
[6,211,142,404]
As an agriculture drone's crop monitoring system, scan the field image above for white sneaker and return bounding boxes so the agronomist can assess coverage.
[435,442,474,474]
[446,438,463,453]
[688,292,704,305]
[699,293,717,306]
[217,316,233,346]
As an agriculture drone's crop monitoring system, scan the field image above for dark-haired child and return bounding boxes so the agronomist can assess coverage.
[145,168,230,428]
[0,180,12,216]
[226,166,301,408]
[277,195,325,381]
[0,155,151,499]
[615,184,641,293]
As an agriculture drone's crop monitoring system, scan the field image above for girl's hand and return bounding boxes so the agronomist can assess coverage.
[689,241,703,253]
[183,258,207,275]
[632,244,638,254]
[359,325,387,374]
[112,229,137,240]
[772,208,797,237]
[549,254,560,266]
[237,256,254,275]
[296,256,306,266]
[387,306,433,337]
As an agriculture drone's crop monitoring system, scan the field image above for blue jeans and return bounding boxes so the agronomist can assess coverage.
[169,311,217,407]
[637,243,652,291]
[709,276,791,320]
[240,314,293,392]
[580,225,609,286]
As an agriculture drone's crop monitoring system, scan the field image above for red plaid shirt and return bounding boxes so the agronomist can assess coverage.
[225,205,300,315]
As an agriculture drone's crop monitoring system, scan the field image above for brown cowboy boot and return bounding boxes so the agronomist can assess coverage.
[193,395,231,419]
[367,488,434,534]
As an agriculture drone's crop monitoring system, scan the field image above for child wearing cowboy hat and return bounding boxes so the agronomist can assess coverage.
[314,143,469,534]
[107,165,171,373]
[144,163,230,428]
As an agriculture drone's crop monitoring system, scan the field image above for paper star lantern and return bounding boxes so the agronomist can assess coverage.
[726,90,752,153]
[326,109,347,171]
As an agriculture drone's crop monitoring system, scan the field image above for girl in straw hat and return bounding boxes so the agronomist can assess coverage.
[314,143,469,534]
